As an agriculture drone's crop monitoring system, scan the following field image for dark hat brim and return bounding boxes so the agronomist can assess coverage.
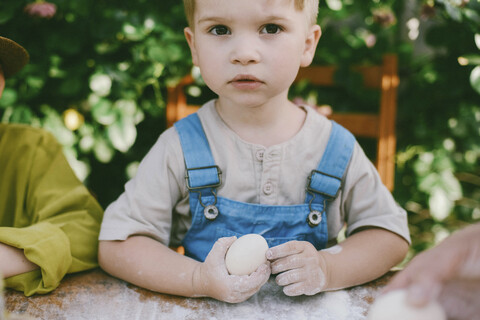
[0,36,30,78]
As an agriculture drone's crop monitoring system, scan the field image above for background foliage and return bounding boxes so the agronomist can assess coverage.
[1,0,479,256]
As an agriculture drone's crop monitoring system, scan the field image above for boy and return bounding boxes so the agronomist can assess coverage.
[0,35,104,296]
[99,0,410,303]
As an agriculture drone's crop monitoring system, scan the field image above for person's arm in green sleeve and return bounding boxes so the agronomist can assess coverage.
[0,126,104,296]
[0,243,38,278]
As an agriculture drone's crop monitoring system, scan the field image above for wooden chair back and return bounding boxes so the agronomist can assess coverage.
[166,54,399,190]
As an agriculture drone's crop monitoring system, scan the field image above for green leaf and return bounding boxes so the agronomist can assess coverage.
[95,42,121,55]
[107,116,137,153]
[418,172,439,193]
[429,187,453,221]
[470,66,480,95]
[459,54,480,65]
[413,152,434,176]
[0,88,17,108]
[40,105,76,147]
[59,77,83,97]
[464,9,480,25]
[0,4,15,24]
[9,106,33,124]
[444,2,463,22]
[79,134,95,153]
[26,76,45,91]
[115,99,137,117]
[326,0,343,11]
[92,99,116,125]
[89,74,112,97]
[123,23,145,41]
[94,136,115,163]
[63,148,90,182]
[439,170,462,201]
[147,45,165,62]
[126,161,140,179]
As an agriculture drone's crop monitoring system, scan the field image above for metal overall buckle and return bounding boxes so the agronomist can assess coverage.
[306,170,341,228]
[185,165,222,221]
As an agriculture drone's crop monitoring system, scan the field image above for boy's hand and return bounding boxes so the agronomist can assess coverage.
[192,236,271,303]
[267,241,328,296]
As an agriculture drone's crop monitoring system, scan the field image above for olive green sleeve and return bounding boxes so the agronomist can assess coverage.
[0,223,71,295]
[0,125,103,296]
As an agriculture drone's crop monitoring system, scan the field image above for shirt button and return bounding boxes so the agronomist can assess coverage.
[256,149,265,161]
[263,181,274,195]
[266,150,280,160]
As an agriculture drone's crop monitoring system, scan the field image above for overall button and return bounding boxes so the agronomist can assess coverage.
[263,181,274,195]
[307,210,322,227]
[255,149,265,161]
[204,205,219,220]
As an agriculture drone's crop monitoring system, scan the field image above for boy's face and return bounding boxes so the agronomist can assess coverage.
[184,0,321,107]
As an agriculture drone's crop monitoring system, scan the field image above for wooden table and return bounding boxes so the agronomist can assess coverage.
[4,269,393,320]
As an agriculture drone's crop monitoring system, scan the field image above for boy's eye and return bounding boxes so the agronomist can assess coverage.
[209,25,230,35]
[261,24,282,34]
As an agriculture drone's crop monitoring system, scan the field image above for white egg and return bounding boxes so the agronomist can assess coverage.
[225,234,269,276]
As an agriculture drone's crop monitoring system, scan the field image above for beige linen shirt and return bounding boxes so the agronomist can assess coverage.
[99,99,411,247]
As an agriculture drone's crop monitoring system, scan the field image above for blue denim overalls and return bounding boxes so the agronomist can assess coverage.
[174,113,355,262]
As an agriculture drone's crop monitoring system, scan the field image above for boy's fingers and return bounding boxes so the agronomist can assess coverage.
[218,236,237,247]
[246,264,271,290]
[204,236,237,270]
[211,236,237,257]
[232,264,270,294]
[267,241,303,260]
[271,254,304,274]
[282,282,305,296]
[276,269,303,287]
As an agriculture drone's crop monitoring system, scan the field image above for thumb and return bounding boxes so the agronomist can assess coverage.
[208,236,237,263]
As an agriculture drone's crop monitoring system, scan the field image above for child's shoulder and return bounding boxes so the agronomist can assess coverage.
[0,123,62,157]
[0,123,56,142]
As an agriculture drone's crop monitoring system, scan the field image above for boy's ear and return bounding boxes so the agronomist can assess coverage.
[300,25,321,68]
[184,27,199,66]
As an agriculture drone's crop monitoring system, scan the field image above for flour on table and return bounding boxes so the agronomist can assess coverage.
[1,278,5,320]
[5,276,375,320]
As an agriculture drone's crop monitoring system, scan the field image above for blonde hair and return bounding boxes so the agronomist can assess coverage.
[183,0,319,28]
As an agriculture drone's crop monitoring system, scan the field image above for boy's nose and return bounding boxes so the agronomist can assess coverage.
[230,36,260,65]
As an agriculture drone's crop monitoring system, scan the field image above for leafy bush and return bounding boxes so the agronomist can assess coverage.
[1,0,189,204]
[1,0,478,255]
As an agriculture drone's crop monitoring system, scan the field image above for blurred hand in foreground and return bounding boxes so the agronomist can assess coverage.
[383,223,480,320]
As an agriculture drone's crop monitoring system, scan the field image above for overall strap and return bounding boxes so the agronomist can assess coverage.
[306,121,355,205]
[174,113,221,196]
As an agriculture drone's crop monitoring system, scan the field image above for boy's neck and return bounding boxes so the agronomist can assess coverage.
[214,96,307,147]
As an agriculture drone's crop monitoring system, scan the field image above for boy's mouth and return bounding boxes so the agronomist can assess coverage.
[230,74,262,83]
[229,75,264,90]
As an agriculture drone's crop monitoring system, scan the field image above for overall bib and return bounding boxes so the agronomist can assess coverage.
[174,113,355,262]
